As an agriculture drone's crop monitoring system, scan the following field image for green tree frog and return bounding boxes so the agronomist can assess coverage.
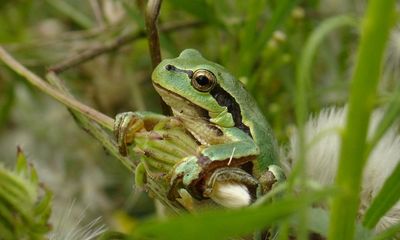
[114,49,285,208]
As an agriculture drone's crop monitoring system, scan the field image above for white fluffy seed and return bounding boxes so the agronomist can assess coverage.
[209,182,251,208]
[284,106,400,232]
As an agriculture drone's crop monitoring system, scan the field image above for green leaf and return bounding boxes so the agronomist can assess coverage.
[372,222,400,240]
[122,2,145,29]
[0,200,15,228]
[46,0,94,29]
[98,231,127,240]
[362,162,400,229]
[34,189,53,223]
[291,208,372,239]
[0,148,52,239]
[15,146,28,176]
[0,219,14,240]
[295,15,356,131]
[288,18,358,237]
[368,85,400,151]
[128,193,328,240]
[239,0,299,77]
[0,172,35,223]
[167,0,222,27]
[289,15,357,198]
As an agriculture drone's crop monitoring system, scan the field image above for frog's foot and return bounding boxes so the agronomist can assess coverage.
[114,112,145,156]
[258,164,286,195]
[168,156,259,208]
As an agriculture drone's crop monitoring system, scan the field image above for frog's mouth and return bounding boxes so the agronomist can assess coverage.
[153,82,211,120]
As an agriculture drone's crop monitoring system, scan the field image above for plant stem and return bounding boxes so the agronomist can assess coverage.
[328,1,396,239]
[144,0,171,115]
[145,0,162,69]
[48,20,204,74]
[291,15,355,240]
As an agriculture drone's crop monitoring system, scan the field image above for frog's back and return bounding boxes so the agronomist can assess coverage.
[244,99,279,172]
[166,49,279,171]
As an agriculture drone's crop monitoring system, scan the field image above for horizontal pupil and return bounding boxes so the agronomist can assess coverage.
[196,75,210,86]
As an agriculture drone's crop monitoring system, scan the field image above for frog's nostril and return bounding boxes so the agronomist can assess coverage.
[165,64,176,71]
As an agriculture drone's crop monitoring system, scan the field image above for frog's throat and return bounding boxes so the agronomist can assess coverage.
[153,82,212,120]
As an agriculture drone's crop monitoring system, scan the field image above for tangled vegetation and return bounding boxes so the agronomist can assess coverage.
[0,0,399,239]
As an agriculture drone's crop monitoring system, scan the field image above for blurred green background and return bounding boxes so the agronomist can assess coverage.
[0,0,398,236]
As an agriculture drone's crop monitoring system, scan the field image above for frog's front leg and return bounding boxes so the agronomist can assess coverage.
[199,127,260,164]
[169,156,259,208]
[168,128,261,206]
[114,111,179,156]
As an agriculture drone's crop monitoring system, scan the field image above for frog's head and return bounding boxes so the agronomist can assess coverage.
[152,49,236,128]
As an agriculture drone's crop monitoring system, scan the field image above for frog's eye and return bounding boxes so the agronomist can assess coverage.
[191,69,217,92]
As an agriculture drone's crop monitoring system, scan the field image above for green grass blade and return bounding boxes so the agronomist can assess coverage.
[122,2,145,28]
[46,0,94,29]
[362,161,400,228]
[371,222,400,240]
[292,14,356,182]
[237,0,266,71]
[290,18,357,239]
[128,193,329,240]
[368,86,400,151]
[295,15,356,130]
[167,0,222,27]
[239,0,299,78]
[328,0,397,239]
[290,12,356,204]
[290,15,355,236]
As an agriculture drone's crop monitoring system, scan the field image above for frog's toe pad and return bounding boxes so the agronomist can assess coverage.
[114,112,144,156]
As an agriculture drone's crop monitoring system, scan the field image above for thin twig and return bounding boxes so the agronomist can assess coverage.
[89,0,105,27]
[0,46,183,214]
[144,0,173,115]
[145,0,162,68]
[0,46,114,130]
[48,31,145,74]
[47,20,204,74]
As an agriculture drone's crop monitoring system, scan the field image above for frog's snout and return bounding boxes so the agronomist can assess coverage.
[179,48,203,58]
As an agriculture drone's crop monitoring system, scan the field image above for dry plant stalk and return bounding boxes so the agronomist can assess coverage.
[0,46,183,214]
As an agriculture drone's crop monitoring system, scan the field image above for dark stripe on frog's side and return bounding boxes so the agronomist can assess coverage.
[209,84,252,137]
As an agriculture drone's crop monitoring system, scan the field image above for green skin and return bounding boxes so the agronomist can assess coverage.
[115,49,284,202]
